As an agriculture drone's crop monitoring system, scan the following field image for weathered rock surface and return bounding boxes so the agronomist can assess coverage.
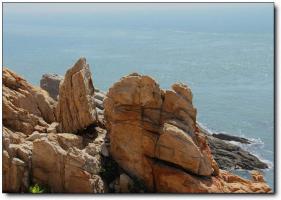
[40,74,63,100]
[56,58,98,133]
[3,127,32,192]
[3,68,56,135]
[3,64,272,193]
[104,73,271,193]
[104,74,216,191]
[3,124,106,193]
[153,163,271,193]
[31,132,105,193]
[40,66,105,127]
[3,66,107,193]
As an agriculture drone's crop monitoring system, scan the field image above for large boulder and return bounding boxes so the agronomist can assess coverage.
[104,73,271,193]
[3,68,56,135]
[104,73,215,191]
[40,74,63,100]
[56,58,97,133]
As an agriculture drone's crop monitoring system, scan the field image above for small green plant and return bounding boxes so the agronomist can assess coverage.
[29,184,45,194]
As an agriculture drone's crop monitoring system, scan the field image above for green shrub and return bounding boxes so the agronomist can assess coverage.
[29,184,45,194]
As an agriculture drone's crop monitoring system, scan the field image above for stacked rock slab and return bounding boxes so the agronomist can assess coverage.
[2,67,57,192]
[104,73,271,193]
[3,65,106,193]
[56,58,97,133]
[3,67,56,135]
[3,127,32,192]
[31,132,105,193]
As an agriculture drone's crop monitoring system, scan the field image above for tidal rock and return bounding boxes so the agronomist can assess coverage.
[104,74,215,191]
[197,124,268,170]
[212,133,251,144]
[3,68,56,135]
[56,58,97,133]
[206,135,268,170]
[40,74,63,100]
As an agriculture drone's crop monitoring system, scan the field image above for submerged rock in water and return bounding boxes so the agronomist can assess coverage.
[207,135,268,170]
[198,124,268,170]
[212,133,251,144]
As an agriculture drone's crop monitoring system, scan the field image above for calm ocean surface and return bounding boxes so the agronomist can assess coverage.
[3,3,274,189]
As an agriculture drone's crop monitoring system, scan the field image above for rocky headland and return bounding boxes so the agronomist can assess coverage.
[2,58,271,193]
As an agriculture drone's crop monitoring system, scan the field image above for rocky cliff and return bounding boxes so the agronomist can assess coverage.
[3,63,105,193]
[2,58,272,193]
[103,73,271,193]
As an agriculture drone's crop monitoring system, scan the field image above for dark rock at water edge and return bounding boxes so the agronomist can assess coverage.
[212,133,251,144]
[198,124,268,170]
[207,135,268,170]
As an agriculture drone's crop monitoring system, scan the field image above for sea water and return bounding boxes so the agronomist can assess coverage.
[3,3,274,189]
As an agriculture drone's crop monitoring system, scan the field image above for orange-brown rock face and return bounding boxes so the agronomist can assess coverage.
[3,66,105,193]
[3,67,56,135]
[104,73,271,193]
[153,163,271,193]
[56,57,97,133]
[104,73,214,191]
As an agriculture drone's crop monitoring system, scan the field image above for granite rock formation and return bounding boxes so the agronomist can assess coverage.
[104,73,272,193]
[3,67,56,135]
[2,60,272,193]
[56,58,98,133]
[31,130,105,193]
[3,64,106,193]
